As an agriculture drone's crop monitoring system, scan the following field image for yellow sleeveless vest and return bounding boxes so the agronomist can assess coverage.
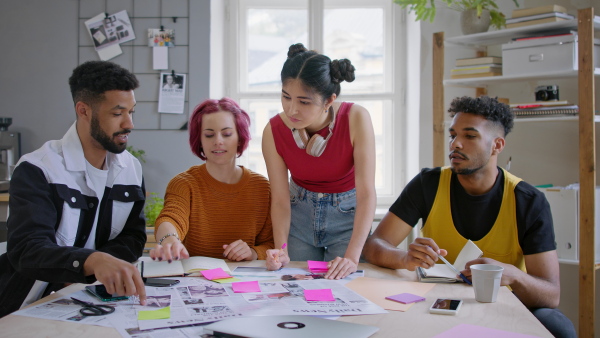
[422,167,526,272]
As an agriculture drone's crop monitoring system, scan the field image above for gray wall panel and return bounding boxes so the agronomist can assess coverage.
[134,0,160,17]
[0,0,210,196]
[162,0,189,17]
[132,18,161,46]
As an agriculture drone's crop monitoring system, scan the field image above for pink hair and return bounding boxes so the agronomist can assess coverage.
[189,97,251,161]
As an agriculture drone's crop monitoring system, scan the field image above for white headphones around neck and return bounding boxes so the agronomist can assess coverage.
[291,107,335,157]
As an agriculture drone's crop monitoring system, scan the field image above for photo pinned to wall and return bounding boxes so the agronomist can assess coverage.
[84,13,120,61]
[148,28,175,47]
[85,10,135,52]
[158,72,186,114]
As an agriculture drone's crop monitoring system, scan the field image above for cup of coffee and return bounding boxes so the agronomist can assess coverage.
[470,264,503,303]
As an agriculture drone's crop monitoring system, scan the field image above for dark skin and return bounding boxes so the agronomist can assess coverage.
[364,112,560,308]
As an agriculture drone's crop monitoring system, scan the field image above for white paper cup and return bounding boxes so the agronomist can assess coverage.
[471,264,503,303]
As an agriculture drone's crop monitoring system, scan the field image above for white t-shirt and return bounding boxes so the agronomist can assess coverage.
[84,158,109,249]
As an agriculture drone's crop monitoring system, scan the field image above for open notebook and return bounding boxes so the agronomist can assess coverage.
[417,240,483,283]
[136,256,231,278]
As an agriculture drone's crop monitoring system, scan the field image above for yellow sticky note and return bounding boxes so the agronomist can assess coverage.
[138,306,171,320]
[212,277,241,284]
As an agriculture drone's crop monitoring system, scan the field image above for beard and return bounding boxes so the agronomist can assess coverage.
[90,112,130,154]
[450,165,483,175]
[449,150,487,175]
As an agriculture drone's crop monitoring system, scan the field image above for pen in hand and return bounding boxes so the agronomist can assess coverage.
[438,255,472,285]
[273,243,287,264]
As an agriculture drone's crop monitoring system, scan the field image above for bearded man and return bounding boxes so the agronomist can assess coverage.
[0,61,148,317]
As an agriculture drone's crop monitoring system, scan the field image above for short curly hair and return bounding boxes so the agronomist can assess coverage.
[68,61,139,107]
[188,97,251,161]
[448,96,514,136]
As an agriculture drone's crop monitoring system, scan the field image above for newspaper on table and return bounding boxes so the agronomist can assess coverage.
[232,266,365,283]
[12,277,387,338]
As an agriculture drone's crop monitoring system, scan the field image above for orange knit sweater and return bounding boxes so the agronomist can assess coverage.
[155,164,274,260]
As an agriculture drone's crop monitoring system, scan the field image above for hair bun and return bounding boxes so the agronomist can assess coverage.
[287,43,308,59]
[330,59,355,84]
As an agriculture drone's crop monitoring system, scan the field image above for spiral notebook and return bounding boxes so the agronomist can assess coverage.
[511,105,579,117]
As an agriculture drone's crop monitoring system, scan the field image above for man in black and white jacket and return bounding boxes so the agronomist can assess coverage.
[0,61,149,317]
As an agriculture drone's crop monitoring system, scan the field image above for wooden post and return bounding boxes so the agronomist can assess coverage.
[578,7,595,338]
[433,32,445,167]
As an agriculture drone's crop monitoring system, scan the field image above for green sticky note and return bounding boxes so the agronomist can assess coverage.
[212,277,241,283]
[138,306,171,320]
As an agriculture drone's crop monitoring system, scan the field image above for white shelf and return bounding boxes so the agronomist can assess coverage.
[445,17,600,47]
[558,259,600,266]
[444,68,600,87]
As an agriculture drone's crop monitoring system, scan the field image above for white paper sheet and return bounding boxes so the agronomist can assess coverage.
[84,13,122,61]
[152,47,169,70]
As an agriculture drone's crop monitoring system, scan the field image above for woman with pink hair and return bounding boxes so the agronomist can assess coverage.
[150,98,274,263]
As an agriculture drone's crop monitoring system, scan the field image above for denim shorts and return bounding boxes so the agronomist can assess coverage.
[288,180,356,261]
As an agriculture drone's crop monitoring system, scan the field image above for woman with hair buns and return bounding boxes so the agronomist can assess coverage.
[263,43,376,279]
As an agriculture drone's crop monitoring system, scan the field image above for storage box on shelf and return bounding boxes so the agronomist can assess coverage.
[443,17,600,87]
[502,33,600,76]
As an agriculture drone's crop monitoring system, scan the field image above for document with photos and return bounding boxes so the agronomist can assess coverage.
[12,278,387,337]
[417,240,483,283]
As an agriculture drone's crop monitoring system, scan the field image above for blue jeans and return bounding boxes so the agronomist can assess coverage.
[288,180,356,261]
[530,308,576,338]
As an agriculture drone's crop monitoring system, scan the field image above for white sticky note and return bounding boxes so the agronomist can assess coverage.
[153,46,169,70]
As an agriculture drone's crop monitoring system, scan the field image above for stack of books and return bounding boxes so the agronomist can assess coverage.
[509,100,578,117]
[506,4,575,29]
[450,56,502,79]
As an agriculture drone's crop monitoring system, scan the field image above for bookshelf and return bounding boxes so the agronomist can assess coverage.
[432,8,598,337]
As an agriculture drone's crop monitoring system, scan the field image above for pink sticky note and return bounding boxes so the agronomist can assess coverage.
[385,293,425,304]
[201,268,232,281]
[304,289,335,302]
[307,260,329,272]
[232,281,261,293]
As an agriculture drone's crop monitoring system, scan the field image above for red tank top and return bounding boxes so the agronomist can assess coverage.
[270,102,355,193]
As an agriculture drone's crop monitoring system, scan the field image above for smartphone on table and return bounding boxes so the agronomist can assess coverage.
[85,284,129,302]
[143,278,180,287]
[429,298,463,315]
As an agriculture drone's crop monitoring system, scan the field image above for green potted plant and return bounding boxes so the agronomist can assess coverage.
[393,0,519,34]
[143,192,163,252]
[144,192,164,227]
[126,146,146,163]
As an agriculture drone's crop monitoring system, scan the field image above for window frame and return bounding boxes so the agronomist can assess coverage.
[216,0,419,208]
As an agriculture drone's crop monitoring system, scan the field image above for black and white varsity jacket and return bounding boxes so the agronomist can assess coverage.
[0,123,146,317]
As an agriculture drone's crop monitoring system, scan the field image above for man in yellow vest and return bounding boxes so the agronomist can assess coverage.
[363,96,575,338]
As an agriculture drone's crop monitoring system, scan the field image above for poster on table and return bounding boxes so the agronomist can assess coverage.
[12,278,386,337]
